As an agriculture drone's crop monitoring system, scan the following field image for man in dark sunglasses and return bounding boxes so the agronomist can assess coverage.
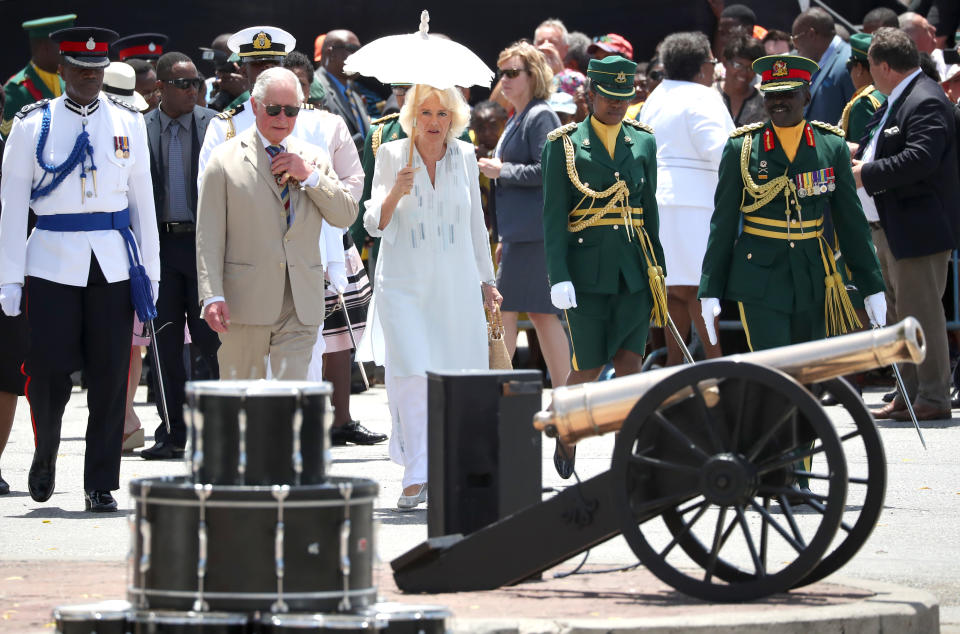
[139,51,221,460]
[315,29,370,150]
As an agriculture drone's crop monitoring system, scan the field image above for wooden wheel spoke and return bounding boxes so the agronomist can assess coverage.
[630,489,698,518]
[660,504,709,559]
[755,443,826,475]
[736,506,766,576]
[651,411,713,461]
[749,499,806,553]
[703,506,728,583]
[629,453,701,474]
[692,385,725,453]
[746,404,797,462]
[729,378,749,452]
[790,470,837,482]
[676,498,707,516]
[839,429,862,442]
[776,495,807,548]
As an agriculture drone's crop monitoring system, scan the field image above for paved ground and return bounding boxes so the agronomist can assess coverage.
[0,378,957,632]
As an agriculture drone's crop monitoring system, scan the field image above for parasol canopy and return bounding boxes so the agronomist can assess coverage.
[343,10,494,90]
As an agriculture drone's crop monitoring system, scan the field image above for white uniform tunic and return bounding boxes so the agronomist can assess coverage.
[361,138,495,377]
[0,95,160,287]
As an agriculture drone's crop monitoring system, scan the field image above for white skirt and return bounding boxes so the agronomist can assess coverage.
[658,204,714,287]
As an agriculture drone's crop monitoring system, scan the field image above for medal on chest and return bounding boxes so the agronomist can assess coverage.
[114,136,130,159]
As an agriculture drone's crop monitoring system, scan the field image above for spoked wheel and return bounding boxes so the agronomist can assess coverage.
[610,361,848,602]
[792,377,886,587]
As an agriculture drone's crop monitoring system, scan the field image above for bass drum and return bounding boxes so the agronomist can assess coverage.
[257,612,384,632]
[130,610,249,633]
[54,600,131,634]
[186,380,332,486]
[129,475,377,614]
[363,603,451,634]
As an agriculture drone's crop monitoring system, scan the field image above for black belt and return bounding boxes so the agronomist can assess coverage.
[161,222,195,234]
[868,221,882,230]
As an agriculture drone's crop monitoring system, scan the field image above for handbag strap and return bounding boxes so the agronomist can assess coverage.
[485,305,505,340]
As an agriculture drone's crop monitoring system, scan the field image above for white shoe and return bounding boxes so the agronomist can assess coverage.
[122,428,145,452]
[397,484,427,511]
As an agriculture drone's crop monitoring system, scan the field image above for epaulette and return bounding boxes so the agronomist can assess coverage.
[730,121,764,138]
[15,99,48,119]
[216,103,244,120]
[810,120,844,137]
[371,112,400,125]
[301,103,315,110]
[623,119,654,134]
[106,94,140,113]
[546,122,578,142]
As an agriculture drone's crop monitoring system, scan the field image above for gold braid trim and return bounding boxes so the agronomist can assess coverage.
[738,133,802,216]
[560,132,668,326]
[371,124,384,158]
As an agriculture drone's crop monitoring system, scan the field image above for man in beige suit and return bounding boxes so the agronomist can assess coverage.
[197,67,358,379]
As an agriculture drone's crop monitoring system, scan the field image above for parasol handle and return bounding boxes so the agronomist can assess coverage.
[407,84,418,167]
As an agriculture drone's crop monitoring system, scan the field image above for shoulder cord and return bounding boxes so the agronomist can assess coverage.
[371,124,383,158]
[560,132,668,327]
[31,104,96,200]
[738,133,800,217]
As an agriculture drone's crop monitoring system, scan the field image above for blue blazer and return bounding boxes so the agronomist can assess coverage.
[494,99,560,243]
[805,38,855,125]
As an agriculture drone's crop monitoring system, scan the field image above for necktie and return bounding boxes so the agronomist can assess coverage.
[265,144,292,227]
[167,120,189,218]
[345,87,366,140]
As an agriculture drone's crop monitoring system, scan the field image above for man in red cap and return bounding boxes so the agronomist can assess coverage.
[587,34,634,61]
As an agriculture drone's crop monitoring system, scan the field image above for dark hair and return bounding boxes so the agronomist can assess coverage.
[283,50,314,76]
[862,7,899,30]
[472,100,507,121]
[869,27,920,72]
[723,34,765,63]
[564,31,591,73]
[126,58,154,77]
[762,29,791,44]
[156,52,193,80]
[660,31,712,82]
[796,7,836,37]
[721,4,757,28]
[918,52,940,81]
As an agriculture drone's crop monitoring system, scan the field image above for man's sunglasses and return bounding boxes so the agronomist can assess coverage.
[162,77,204,90]
[263,104,301,117]
[499,68,527,79]
[328,43,360,54]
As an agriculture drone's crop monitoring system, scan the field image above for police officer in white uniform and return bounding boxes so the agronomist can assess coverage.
[0,27,160,511]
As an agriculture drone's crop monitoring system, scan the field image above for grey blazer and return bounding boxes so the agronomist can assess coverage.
[494,99,560,243]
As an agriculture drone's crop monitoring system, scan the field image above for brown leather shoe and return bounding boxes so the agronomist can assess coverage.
[890,402,952,422]
[873,399,907,419]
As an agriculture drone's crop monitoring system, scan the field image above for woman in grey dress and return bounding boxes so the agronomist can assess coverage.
[479,41,571,387]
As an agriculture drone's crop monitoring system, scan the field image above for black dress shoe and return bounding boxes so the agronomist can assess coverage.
[0,471,9,495]
[882,389,897,403]
[84,490,118,512]
[553,440,576,480]
[140,441,185,460]
[331,421,387,446]
[28,453,56,502]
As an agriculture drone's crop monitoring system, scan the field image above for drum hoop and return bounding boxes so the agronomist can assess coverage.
[187,380,332,397]
[127,585,377,602]
[373,608,453,619]
[134,494,376,509]
[259,613,384,627]
[131,610,249,624]
[53,601,132,620]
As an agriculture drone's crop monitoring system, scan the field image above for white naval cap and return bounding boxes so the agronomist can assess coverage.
[227,26,296,63]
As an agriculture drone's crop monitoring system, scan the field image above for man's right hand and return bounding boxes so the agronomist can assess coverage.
[204,300,230,333]
[550,281,577,310]
[0,284,22,317]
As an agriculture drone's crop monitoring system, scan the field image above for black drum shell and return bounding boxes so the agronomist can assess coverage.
[128,476,377,613]
[363,603,450,634]
[186,381,331,486]
[54,601,131,634]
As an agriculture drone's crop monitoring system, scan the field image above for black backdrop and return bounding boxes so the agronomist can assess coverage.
[2,0,886,102]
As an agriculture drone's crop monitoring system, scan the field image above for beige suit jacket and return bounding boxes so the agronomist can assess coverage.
[196,126,358,326]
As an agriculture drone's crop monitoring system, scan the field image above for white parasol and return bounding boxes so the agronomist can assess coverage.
[343,10,494,90]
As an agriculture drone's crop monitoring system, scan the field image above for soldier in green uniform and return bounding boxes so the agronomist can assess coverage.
[698,54,887,353]
[542,55,668,478]
[840,33,886,144]
[1,14,76,139]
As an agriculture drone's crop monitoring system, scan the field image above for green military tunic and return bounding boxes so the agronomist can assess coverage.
[698,119,885,351]
[542,117,667,370]
[224,90,250,113]
[1,64,63,139]
[351,113,406,259]
[840,84,885,143]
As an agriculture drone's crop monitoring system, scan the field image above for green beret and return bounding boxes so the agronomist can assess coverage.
[752,54,819,93]
[849,33,872,63]
[587,55,636,100]
[22,14,77,39]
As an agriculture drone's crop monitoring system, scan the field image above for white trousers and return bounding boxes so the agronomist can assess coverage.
[305,328,327,381]
[385,367,428,489]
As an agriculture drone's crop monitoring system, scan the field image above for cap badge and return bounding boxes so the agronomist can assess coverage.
[772,60,788,77]
[148,42,156,52]
[253,31,271,50]
[85,37,96,51]
[615,71,627,84]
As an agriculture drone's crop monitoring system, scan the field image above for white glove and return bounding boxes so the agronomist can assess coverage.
[864,292,887,328]
[550,281,577,310]
[700,297,721,346]
[150,280,160,306]
[327,261,348,294]
[0,284,22,317]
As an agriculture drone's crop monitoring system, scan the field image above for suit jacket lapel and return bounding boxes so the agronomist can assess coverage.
[322,68,357,135]
[875,75,919,157]
[147,112,162,182]
[499,102,531,156]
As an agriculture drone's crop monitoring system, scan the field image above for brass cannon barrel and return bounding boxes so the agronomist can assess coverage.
[534,317,925,445]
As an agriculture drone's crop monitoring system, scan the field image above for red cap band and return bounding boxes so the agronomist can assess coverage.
[761,68,811,82]
[119,44,163,59]
[60,40,109,54]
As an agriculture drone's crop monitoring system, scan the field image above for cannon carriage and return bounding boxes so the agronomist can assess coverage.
[392,318,925,602]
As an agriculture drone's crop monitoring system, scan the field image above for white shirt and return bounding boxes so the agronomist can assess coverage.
[0,95,160,287]
[857,68,923,222]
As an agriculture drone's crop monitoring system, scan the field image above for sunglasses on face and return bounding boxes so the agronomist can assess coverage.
[263,104,300,117]
[328,43,360,54]
[648,70,664,82]
[499,68,527,79]
[162,77,203,90]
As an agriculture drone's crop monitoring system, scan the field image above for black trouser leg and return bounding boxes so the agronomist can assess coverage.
[81,260,133,491]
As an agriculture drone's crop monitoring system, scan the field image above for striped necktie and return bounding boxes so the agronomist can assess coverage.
[167,120,189,219]
[265,144,291,227]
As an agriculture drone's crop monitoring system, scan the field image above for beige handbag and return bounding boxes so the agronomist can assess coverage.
[486,305,513,370]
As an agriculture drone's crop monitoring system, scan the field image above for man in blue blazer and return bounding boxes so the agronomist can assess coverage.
[141,51,221,459]
[854,28,960,421]
[791,8,855,124]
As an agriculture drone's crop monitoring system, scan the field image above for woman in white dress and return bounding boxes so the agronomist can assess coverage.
[362,85,501,510]
[638,32,734,365]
